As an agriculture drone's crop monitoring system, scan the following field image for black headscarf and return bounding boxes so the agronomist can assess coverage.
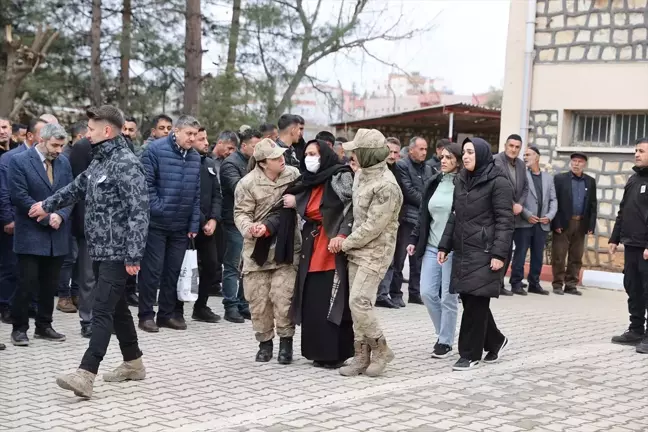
[463,137,493,179]
[287,139,351,194]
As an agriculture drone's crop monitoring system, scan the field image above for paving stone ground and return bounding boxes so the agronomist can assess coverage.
[1,281,646,432]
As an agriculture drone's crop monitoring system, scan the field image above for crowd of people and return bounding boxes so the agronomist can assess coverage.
[0,106,647,399]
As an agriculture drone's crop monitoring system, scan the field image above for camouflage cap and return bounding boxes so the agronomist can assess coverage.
[239,124,252,134]
[253,138,287,161]
[342,128,386,151]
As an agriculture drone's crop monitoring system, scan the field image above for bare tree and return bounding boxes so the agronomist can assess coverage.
[0,25,59,117]
[183,0,202,116]
[118,0,132,111]
[225,0,241,78]
[90,0,103,106]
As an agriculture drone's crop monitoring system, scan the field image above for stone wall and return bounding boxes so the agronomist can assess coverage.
[535,0,648,63]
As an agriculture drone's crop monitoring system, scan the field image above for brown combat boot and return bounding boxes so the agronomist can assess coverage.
[103,357,146,382]
[365,336,395,377]
[339,340,370,376]
[56,369,96,398]
[56,297,77,313]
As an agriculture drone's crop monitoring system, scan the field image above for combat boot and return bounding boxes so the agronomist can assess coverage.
[256,339,273,362]
[365,336,395,377]
[339,340,370,376]
[277,337,293,365]
[56,369,96,398]
[103,357,147,382]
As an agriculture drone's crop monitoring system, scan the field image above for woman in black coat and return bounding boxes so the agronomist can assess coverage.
[437,137,514,371]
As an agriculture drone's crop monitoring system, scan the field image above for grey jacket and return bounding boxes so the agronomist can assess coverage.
[519,169,557,232]
[493,152,529,227]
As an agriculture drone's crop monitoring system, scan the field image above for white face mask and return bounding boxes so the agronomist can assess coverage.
[304,155,320,173]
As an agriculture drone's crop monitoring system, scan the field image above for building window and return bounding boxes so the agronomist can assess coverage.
[572,112,648,147]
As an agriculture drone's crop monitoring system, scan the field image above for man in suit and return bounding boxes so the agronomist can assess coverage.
[509,146,557,295]
[493,134,529,296]
[8,123,73,346]
[551,152,597,296]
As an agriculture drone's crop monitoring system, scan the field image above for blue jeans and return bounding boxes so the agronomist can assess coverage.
[221,222,248,313]
[420,246,458,347]
[510,225,548,289]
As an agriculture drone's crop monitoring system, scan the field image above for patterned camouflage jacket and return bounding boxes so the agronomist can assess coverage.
[341,160,403,275]
[234,165,301,273]
[43,136,150,266]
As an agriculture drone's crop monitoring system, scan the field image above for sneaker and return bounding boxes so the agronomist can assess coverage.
[56,369,96,398]
[11,330,29,346]
[431,343,453,359]
[611,329,644,346]
[452,358,479,371]
[103,357,146,382]
[484,336,508,363]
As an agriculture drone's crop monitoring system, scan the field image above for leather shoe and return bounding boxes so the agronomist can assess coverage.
[511,287,527,296]
[375,298,400,309]
[56,297,77,313]
[11,330,29,346]
[0,342,5,350]
[553,288,564,295]
[138,319,159,333]
[239,309,251,320]
[126,293,139,307]
[34,327,66,342]
[564,287,582,296]
[500,287,514,296]
[408,293,424,304]
[81,324,92,338]
[192,306,221,323]
[225,309,245,323]
[391,297,406,308]
[0,308,11,324]
[157,318,187,330]
[528,286,549,295]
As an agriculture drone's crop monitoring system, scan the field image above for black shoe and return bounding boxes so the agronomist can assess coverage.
[500,287,514,296]
[375,298,400,309]
[0,308,11,324]
[138,319,159,333]
[452,358,479,371]
[34,327,66,342]
[157,318,187,330]
[0,342,5,350]
[256,340,273,362]
[224,309,245,323]
[277,337,293,365]
[192,307,221,323]
[511,287,527,296]
[636,335,648,354]
[521,282,528,289]
[408,293,424,304]
[11,330,29,346]
[611,329,645,346]
[553,288,564,295]
[313,360,346,369]
[431,343,453,359]
[564,287,582,296]
[528,286,549,295]
[239,309,251,320]
[392,297,406,308]
[81,324,92,339]
[484,336,508,363]
[126,293,139,307]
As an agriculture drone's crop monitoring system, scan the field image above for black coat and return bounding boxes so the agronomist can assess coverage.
[438,163,514,298]
[199,155,222,225]
[409,172,443,259]
[219,150,248,223]
[551,171,597,234]
[395,156,434,225]
[68,138,93,238]
[610,166,648,248]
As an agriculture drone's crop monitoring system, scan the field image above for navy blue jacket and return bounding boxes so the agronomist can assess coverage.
[141,134,200,233]
[8,147,73,256]
[0,143,29,227]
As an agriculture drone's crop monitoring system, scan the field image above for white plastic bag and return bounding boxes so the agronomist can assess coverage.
[177,249,199,302]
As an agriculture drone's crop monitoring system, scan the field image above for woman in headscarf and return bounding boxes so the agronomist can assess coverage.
[437,138,514,371]
[284,139,355,368]
[407,142,463,359]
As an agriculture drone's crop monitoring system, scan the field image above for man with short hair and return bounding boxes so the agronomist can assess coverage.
[494,134,529,296]
[276,114,301,169]
[427,138,448,172]
[315,131,336,148]
[0,117,11,156]
[11,123,26,149]
[212,130,238,176]
[219,128,260,323]
[259,123,278,141]
[121,115,138,153]
[138,115,201,332]
[385,137,402,174]
[30,104,149,398]
[8,123,73,346]
[293,115,306,162]
[140,114,173,154]
[63,122,88,158]
[39,114,59,125]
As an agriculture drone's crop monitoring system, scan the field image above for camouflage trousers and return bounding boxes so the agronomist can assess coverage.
[348,262,384,341]
[243,265,296,342]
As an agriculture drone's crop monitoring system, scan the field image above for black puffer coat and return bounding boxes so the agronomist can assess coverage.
[438,138,514,298]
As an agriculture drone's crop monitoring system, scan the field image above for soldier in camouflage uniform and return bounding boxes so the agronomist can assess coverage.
[30,106,150,398]
[234,138,301,364]
[338,129,403,377]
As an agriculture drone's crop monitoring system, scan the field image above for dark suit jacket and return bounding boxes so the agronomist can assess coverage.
[551,171,597,234]
[493,152,529,226]
[8,147,73,256]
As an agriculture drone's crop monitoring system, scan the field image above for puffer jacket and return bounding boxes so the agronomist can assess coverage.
[234,165,301,273]
[141,134,200,233]
[438,162,514,298]
[220,150,249,223]
[341,160,403,275]
[395,156,434,225]
[42,136,150,266]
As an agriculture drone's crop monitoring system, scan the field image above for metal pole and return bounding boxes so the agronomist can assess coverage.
[518,0,537,156]
[448,112,454,140]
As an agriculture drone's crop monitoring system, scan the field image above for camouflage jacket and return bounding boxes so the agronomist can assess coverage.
[43,136,150,266]
[341,160,403,274]
[234,165,301,273]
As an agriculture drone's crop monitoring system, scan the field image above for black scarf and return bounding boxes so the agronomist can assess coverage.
[463,137,493,188]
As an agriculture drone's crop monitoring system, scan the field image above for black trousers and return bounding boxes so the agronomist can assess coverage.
[384,221,421,298]
[213,223,224,286]
[195,230,219,309]
[623,246,648,334]
[458,294,505,361]
[80,261,142,374]
[502,234,515,289]
[12,254,64,332]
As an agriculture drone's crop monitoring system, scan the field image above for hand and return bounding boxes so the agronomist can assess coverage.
[283,194,296,209]
[203,219,216,236]
[554,228,563,234]
[490,258,504,271]
[643,249,648,261]
[513,203,523,215]
[406,244,416,256]
[3,222,14,235]
[608,243,618,255]
[252,224,266,238]
[587,230,594,235]
[528,215,540,225]
[539,217,550,225]
[125,265,140,276]
[437,251,447,264]
[328,236,344,254]
[29,201,48,221]
[49,213,62,230]
[188,232,197,239]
